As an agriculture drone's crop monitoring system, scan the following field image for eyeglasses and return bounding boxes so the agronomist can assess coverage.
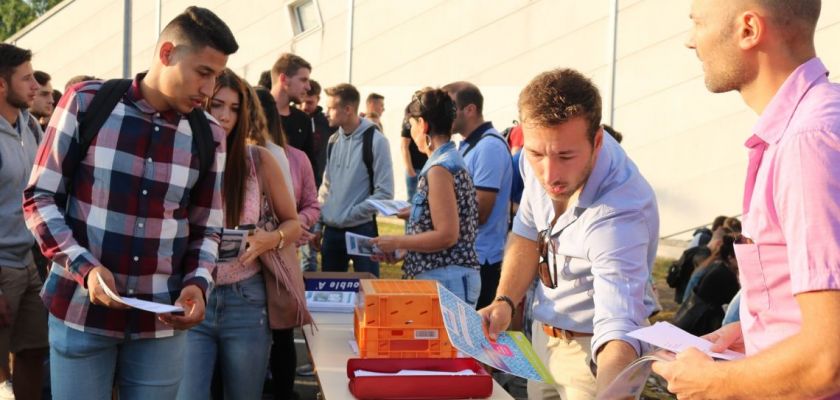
[537,228,558,289]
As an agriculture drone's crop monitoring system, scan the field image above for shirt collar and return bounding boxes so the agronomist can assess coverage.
[462,121,494,148]
[752,57,828,144]
[126,72,183,122]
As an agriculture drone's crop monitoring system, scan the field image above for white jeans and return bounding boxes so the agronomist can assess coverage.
[527,321,597,400]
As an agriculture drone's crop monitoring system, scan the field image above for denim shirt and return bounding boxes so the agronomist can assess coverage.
[403,142,479,277]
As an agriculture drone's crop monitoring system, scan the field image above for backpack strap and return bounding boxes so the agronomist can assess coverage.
[361,126,376,195]
[187,108,214,197]
[462,131,509,158]
[66,79,132,206]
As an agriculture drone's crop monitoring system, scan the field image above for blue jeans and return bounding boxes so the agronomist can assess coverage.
[299,225,318,273]
[723,290,742,325]
[177,273,271,400]
[416,265,481,306]
[48,315,186,400]
[321,221,380,277]
[406,169,421,201]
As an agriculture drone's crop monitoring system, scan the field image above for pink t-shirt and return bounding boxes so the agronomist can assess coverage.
[739,58,840,363]
[215,146,262,285]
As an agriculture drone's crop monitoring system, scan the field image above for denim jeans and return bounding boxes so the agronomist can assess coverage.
[723,290,742,325]
[299,243,318,272]
[321,221,380,277]
[48,315,186,400]
[415,265,481,306]
[177,273,271,400]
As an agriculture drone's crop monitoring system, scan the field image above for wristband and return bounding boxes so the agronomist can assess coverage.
[494,295,515,317]
[276,230,285,250]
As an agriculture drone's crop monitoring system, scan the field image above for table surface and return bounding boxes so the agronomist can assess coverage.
[303,311,515,400]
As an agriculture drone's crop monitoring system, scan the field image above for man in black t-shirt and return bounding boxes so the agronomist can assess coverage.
[400,109,428,201]
[270,53,315,174]
[297,79,332,188]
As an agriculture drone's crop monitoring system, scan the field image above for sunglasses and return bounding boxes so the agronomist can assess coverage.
[537,228,558,289]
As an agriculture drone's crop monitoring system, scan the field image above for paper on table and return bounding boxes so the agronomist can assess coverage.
[97,274,184,314]
[627,321,745,360]
[366,199,410,216]
[354,369,476,377]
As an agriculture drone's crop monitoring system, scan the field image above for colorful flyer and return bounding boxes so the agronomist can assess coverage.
[436,285,554,383]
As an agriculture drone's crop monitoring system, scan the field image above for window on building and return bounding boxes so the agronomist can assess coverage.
[289,0,320,35]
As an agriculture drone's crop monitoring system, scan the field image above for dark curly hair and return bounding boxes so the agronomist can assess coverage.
[407,87,456,137]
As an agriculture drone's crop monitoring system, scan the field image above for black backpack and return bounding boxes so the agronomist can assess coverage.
[68,79,214,206]
[326,125,376,195]
[666,245,712,303]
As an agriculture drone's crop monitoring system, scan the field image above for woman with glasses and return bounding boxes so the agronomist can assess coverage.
[177,69,301,400]
[372,88,481,305]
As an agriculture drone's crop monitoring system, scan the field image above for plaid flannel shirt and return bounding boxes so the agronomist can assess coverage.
[23,76,225,339]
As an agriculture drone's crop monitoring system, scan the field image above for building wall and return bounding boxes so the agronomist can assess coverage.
[9,0,840,238]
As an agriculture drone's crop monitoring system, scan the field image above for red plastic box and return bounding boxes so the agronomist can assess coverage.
[347,358,493,399]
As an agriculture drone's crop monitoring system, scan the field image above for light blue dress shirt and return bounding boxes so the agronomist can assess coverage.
[512,133,659,357]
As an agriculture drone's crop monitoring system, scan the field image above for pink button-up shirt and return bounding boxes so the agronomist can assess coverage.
[739,58,840,360]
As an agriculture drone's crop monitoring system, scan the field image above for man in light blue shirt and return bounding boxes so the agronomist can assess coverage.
[479,69,658,400]
[443,82,513,309]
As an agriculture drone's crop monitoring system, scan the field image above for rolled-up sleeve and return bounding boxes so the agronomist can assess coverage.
[775,129,840,294]
[585,209,652,358]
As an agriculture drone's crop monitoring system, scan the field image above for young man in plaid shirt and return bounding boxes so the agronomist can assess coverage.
[23,7,237,398]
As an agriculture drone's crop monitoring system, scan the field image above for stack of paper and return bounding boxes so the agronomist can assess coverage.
[305,291,356,313]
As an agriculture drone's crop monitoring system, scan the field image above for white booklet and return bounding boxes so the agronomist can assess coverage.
[366,199,410,216]
[345,232,379,257]
[97,274,184,314]
[627,321,745,360]
[305,291,356,313]
[218,228,249,262]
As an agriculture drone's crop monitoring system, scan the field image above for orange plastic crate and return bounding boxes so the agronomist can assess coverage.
[354,279,457,359]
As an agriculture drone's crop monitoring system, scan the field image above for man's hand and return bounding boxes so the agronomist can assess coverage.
[0,295,11,328]
[477,300,512,341]
[704,322,745,353]
[159,285,205,330]
[310,230,323,252]
[86,266,130,309]
[652,347,721,400]
[396,207,410,220]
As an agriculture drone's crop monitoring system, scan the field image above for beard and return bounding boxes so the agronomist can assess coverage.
[6,89,30,110]
[544,152,596,203]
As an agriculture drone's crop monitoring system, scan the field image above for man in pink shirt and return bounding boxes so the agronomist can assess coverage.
[653,1,840,399]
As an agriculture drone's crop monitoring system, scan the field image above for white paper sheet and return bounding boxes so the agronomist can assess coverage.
[354,369,476,377]
[627,321,745,360]
[97,274,185,314]
[366,199,410,216]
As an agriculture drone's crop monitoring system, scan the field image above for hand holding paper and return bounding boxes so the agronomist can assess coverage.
[96,274,184,314]
[628,321,744,360]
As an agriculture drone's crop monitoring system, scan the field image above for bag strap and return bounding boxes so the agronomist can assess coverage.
[187,108,214,198]
[361,126,376,195]
[462,131,509,157]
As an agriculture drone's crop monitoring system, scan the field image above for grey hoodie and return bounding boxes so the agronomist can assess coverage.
[0,110,41,268]
[318,118,394,228]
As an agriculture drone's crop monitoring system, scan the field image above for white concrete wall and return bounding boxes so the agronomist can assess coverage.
[9,0,840,238]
